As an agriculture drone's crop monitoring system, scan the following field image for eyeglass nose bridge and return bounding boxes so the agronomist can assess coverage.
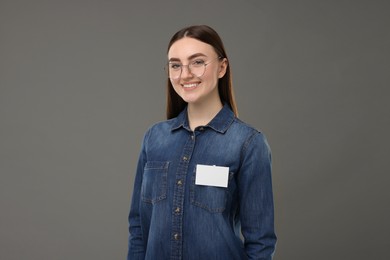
[179,63,208,78]
[179,64,193,76]
[171,64,197,79]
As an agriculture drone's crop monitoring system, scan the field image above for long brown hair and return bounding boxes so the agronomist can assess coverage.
[166,25,238,119]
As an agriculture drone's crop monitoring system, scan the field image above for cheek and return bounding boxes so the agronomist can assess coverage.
[170,79,179,88]
[204,71,219,85]
[171,80,182,93]
[205,66,220,79]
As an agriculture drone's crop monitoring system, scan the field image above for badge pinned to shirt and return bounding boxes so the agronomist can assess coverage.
[195,164,229,188]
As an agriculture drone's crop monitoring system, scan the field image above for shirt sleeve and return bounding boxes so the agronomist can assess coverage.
[239,131,277,260]
[127,130,149,260]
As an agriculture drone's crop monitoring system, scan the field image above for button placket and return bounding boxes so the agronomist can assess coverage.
[170,132,195,258]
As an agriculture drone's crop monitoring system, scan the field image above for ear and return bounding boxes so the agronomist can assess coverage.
[218,58,228,78]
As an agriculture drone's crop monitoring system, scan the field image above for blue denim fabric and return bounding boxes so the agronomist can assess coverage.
[128,104,276,260]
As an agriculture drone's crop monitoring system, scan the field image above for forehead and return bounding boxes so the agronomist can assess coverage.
[168,37,216,60]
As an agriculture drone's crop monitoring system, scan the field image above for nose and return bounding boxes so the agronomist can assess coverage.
[180,65,193,79]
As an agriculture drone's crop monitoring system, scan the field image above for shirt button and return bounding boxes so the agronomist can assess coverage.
[183,156,188,161]
[175,207,181,213]
[177,180,183,185]
[174,233,180,240]
[191,135,194,140]
[199,127,204,131]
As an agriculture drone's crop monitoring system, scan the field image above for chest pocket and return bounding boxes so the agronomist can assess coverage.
[190,170,235,213]
[141,161,169,204]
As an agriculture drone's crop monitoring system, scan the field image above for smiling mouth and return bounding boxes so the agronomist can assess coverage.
[182,83,199,88]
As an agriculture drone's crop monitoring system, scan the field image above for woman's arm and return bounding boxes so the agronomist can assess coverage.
[239,131,277,260]
[127,131,149,260]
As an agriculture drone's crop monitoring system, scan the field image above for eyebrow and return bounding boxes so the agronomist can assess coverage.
[168,53,207,62]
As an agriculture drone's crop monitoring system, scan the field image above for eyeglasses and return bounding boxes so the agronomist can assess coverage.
[165,57,222,79]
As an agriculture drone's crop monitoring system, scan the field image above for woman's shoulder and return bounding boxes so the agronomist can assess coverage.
[231,117,266,137]
[231,117,271,154]
[142,117,181,138]
[146,118,176,133]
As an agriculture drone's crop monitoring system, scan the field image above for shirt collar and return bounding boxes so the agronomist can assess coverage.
[171,103,235,134]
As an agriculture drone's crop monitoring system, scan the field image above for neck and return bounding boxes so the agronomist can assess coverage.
[187,99,223,131]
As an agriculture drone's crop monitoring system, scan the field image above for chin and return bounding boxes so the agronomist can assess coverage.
[180,94,200,104]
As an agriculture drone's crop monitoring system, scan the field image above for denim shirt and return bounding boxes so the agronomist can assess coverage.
[128,104,276,260]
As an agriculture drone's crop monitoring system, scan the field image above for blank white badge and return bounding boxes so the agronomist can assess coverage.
[195,164,229,188]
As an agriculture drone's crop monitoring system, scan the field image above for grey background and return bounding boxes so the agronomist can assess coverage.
[1,0,389,259]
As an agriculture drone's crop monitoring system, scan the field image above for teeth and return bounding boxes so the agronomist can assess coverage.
[183,83,198,88]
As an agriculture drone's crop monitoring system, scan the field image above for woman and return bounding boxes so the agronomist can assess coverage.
[128,25,276,260]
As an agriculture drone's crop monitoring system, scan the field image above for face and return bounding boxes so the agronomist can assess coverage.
[167,37,227,107]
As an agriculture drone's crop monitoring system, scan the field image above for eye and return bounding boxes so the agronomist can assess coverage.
[191,60,205,67]
[169,63,182,70]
